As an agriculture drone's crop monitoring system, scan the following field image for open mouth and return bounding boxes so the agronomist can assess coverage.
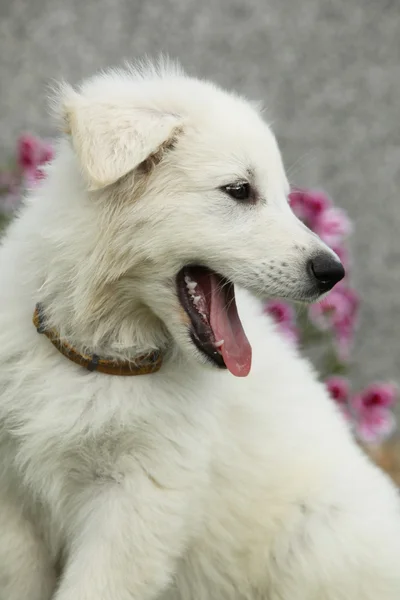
[176,266,252,377]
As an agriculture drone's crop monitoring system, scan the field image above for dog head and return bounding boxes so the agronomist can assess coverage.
[54,61,344,375]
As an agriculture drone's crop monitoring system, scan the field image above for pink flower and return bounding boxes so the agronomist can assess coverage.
[351,383,398,444]
[326,376,350,404]
[264,300,299,345]
[309,284,359,330]
[325,376,352,421]
[352,383,397,411]
[309,284,359,361]
[17,134,54,173]
[18,134,43,170]
[22,166,47,189]
[289,188,331,226]
[355,409,396,444]
[313,206,352,248]
[289,188,351,250]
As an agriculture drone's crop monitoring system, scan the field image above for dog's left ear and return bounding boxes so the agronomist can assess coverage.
[58,86,184,190]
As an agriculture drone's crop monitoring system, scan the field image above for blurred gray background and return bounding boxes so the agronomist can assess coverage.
[0,0,399,387]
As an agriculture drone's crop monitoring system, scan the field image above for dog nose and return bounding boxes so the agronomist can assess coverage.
[308,254,345,292]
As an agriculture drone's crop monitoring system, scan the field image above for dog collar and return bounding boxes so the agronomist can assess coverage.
[33,303,162,376]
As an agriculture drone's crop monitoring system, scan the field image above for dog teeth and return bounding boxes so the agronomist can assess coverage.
[185,275,198,298]
[184,275,209,323]
[185,276,197,288]
[215,339,224,348]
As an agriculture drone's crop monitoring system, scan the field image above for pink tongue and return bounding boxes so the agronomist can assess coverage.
[209,275,252,377]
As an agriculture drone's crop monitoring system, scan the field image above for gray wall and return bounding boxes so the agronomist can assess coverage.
[1,0,400,387]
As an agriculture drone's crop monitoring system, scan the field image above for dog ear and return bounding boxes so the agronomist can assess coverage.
[59,86,183,190]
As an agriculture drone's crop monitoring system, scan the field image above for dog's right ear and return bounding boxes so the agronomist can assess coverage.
[53,83,184,191]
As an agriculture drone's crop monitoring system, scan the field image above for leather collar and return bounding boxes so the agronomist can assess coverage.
[33,303,162,376]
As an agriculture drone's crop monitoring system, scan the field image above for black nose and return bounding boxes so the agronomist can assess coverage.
[308,254,345,292]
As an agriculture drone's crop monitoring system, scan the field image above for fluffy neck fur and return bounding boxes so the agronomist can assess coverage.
[4,144,173,362]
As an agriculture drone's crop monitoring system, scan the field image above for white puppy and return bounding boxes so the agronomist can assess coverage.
[0,60,399,600]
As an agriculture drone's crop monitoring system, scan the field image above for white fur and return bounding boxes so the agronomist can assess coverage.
[1,60,400,600]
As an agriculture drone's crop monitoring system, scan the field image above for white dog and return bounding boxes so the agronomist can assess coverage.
[0,59,399,600]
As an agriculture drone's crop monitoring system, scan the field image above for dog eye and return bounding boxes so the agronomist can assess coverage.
[222,182,252,202]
